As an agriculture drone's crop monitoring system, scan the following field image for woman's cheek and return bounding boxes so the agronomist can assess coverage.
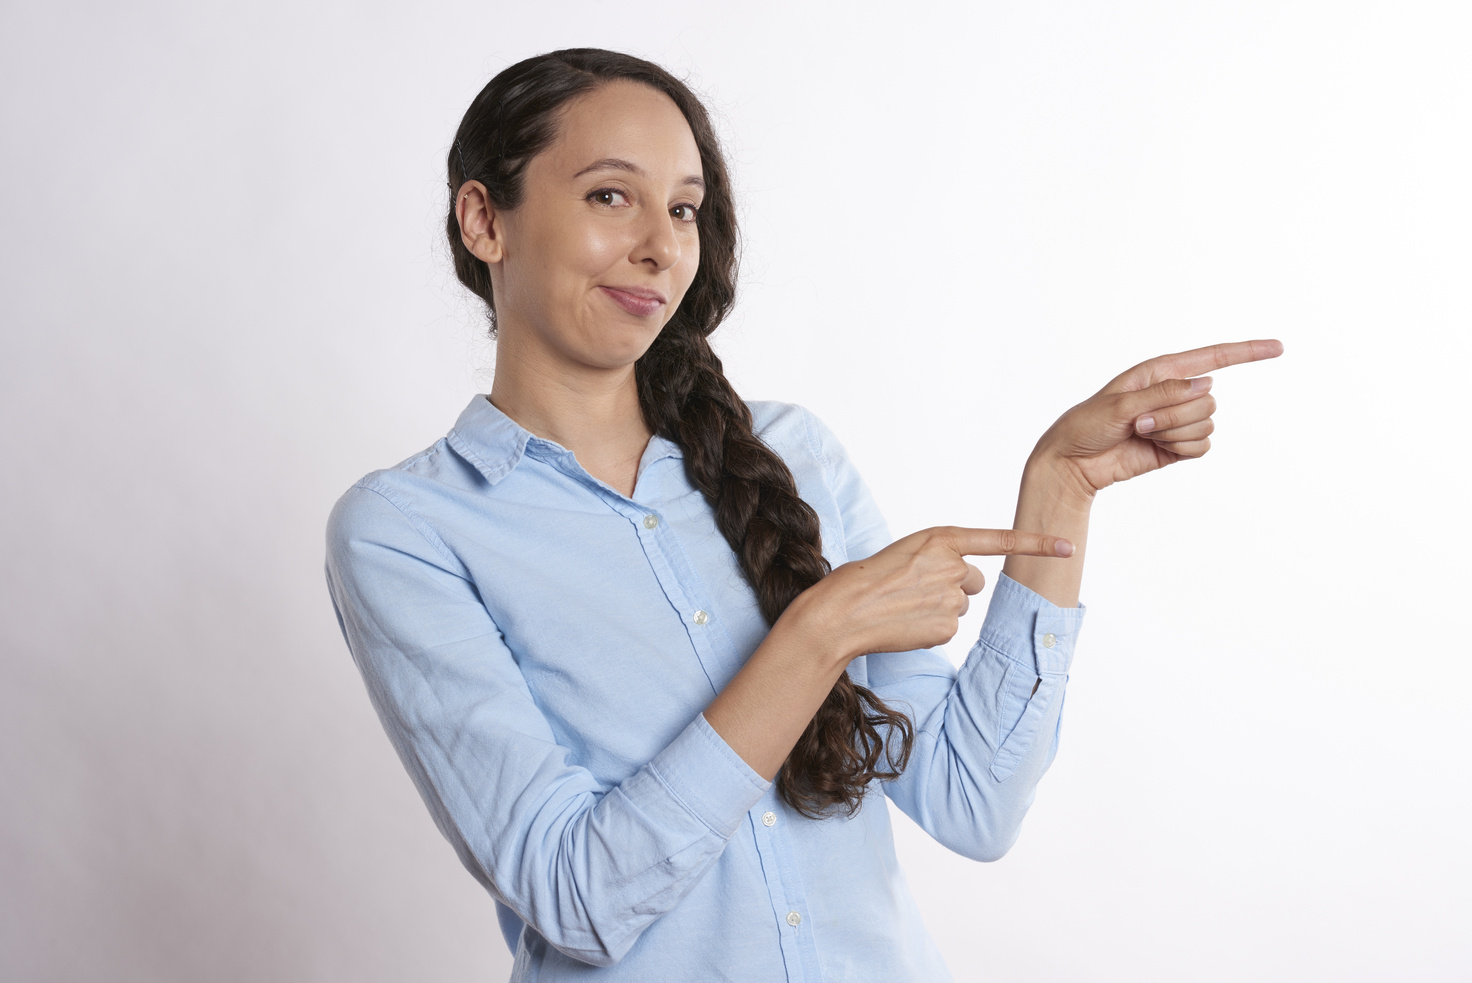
[576,224,628,276]
[667,227,698,283]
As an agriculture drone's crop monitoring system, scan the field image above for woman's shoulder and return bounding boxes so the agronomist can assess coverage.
[746,399,889,563]
[343,434,470,498]
[328,395,523,532]
[325,438,470,552]
[747,399,848,478]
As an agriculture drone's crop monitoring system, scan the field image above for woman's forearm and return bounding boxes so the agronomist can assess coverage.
[702,591,852,781]
[1001,457,1093,609]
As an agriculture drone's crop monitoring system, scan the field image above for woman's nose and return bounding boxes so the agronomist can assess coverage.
[633,211,681,271]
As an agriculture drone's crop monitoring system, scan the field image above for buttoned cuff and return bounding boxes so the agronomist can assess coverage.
[641,712,771,840]
[978,572,1086,675]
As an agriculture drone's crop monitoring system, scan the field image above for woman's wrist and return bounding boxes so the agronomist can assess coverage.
[1023,444,1098,515]
[776,581,858,673]
[1001,454,1093,609]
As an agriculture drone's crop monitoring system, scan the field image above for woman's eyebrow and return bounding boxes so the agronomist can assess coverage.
[572,157,705,190]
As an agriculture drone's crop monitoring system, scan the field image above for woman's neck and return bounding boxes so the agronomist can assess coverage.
[488,342,653,497]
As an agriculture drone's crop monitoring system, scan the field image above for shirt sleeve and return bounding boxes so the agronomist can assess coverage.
[324,483,770,967]
[800,406,1085,862]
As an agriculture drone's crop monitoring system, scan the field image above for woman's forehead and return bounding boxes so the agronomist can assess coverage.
[541,81,702,181]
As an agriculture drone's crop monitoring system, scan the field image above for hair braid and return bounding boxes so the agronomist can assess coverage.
[637,328,914,818]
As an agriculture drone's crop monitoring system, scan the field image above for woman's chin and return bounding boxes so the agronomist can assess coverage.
[581,316,671,367]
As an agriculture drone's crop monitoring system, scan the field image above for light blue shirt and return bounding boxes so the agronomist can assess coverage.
[325,395,1085,981]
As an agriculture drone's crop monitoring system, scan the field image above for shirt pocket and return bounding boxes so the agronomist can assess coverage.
[989,658,1052,782]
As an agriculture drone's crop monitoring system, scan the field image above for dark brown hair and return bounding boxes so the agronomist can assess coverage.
[446,48,912,818]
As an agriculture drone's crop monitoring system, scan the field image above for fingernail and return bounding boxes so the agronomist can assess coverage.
[1191,376,1213,393]
[1136,415,1154,433]
[1056,540,1075,557]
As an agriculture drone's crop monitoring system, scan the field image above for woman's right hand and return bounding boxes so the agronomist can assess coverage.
[786,527,1074,664]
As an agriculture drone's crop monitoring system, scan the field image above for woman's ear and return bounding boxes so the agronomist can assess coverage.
[457,181,505,264]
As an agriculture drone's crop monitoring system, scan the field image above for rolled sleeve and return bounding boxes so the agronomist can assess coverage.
[976,571,1087,678]
[641,713,770,840]
[969,573,1085,785]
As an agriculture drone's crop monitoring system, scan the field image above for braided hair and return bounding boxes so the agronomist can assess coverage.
[445,48,913,818]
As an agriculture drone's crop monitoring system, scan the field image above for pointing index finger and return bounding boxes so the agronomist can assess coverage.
[1149,339,1284,382]
[939,526,1075,558]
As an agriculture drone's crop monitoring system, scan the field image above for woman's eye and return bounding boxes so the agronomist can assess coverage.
[588,188,629,207]
[671,203,699,223]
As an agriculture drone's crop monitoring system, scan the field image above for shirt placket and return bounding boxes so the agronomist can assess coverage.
[748,795,822,982]
[622,500,731,696]
[623,480,822,980]
[533,450,726,695]
[546,448,822,980]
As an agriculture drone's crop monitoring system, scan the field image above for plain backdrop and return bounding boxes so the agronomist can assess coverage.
[2,1,1469,980]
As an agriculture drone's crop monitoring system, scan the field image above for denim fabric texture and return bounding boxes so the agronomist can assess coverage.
[325,395,1085,981]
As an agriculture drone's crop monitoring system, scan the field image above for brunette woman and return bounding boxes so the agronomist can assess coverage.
[325,48,1281,981]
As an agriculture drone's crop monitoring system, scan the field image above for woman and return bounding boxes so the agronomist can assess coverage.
[325,48,1281,980]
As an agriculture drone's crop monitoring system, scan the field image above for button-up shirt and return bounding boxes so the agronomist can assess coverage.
[325,395,1085,981]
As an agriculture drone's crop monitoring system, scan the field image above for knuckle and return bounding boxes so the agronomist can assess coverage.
[997,529,1018,553]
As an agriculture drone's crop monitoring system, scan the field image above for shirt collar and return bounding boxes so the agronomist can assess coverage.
[446,394,683,487]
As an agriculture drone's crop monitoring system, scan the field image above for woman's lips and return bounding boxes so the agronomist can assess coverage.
[599,286,665,318]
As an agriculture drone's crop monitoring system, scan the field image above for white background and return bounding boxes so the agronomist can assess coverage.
[3,1,1468,980]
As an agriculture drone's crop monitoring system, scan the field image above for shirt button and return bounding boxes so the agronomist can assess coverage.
[642,515,659,530]
[1042,633,1057,649]
[786,911,802,927]
[762,811,776,827]
[692,610,709,625]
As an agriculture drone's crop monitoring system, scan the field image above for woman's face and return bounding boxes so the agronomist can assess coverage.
[483,80,705,375]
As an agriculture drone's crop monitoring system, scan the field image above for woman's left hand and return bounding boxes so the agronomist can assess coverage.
[1029,339,1284,506]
